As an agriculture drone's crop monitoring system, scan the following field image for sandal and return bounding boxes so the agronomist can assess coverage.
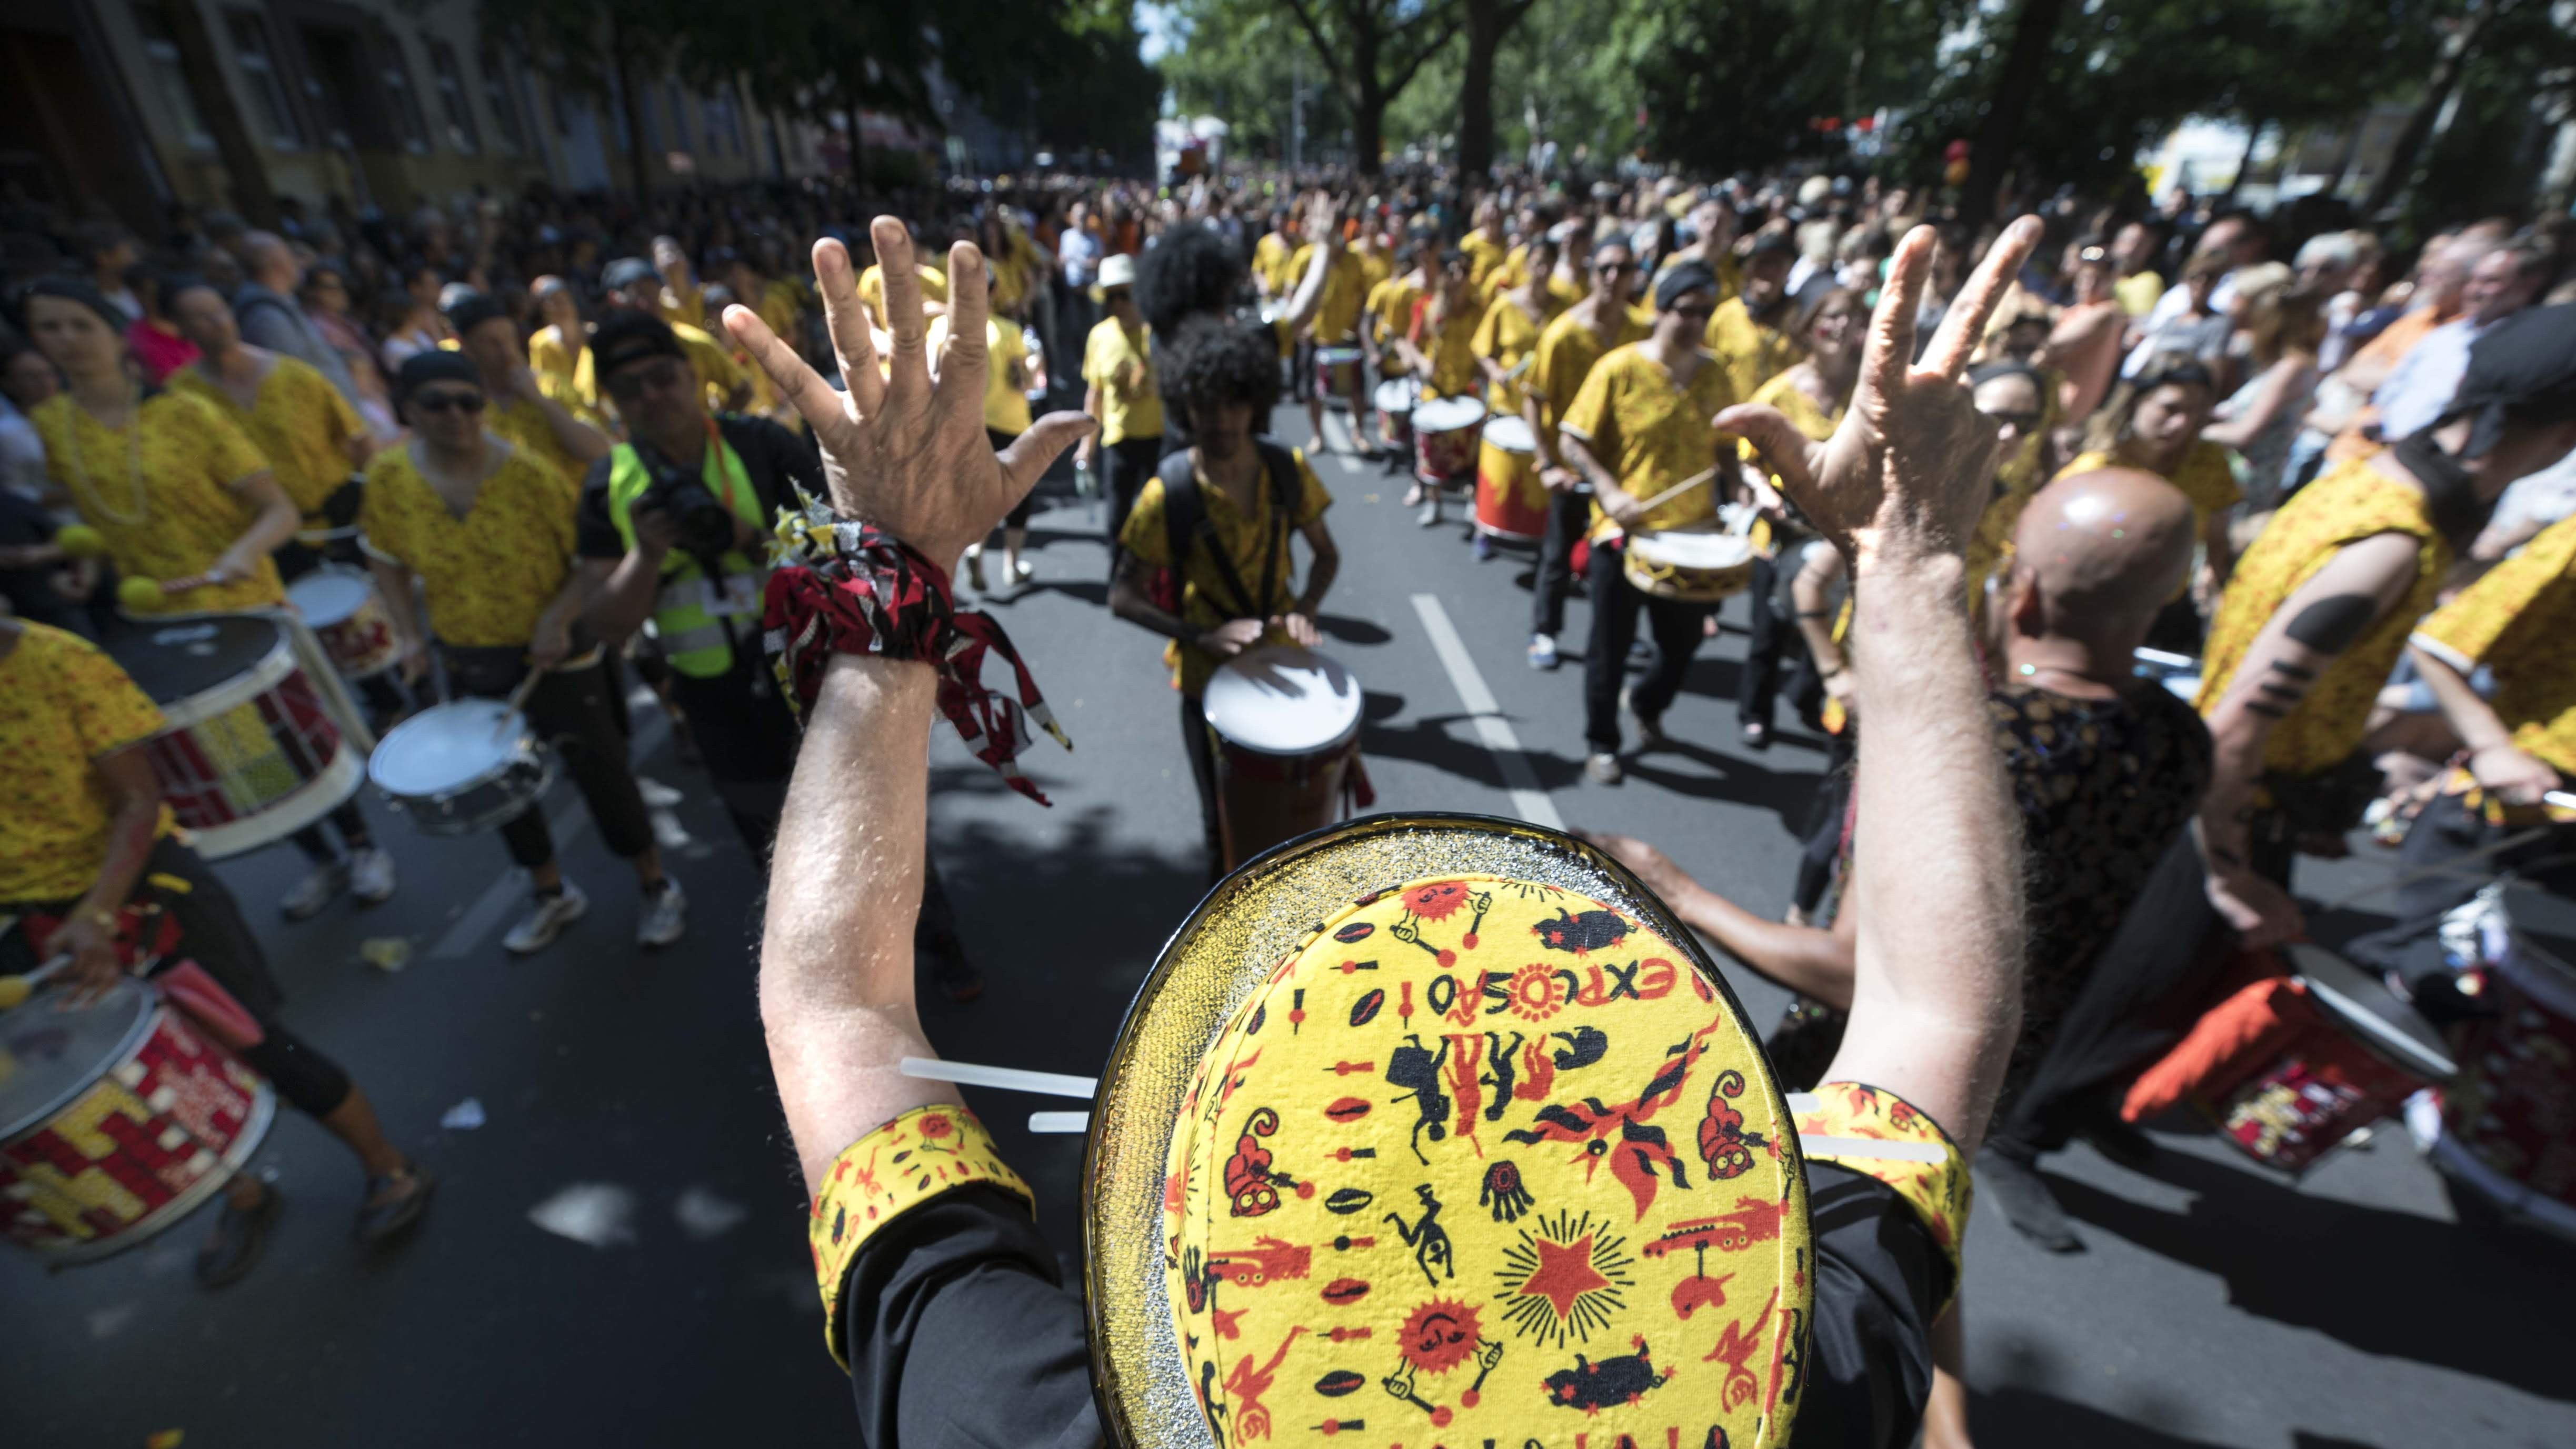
[196,1181,283,1288]
[355,1160,437,1243]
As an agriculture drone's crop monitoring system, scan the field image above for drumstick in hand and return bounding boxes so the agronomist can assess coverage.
[493,664,547,738]
[1632,466,1719,516]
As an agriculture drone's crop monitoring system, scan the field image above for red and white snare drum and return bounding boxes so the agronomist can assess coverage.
[1412,395,1485,485]
[1,977,274,1260]
[288,565,402,679]
[1314,347,1364,409]
[2436,888,2576,1237]
[1474,413,1547,544]
[2213,944,2456,1174]
[105,615,364,860]
[1374,377,1419,451]
[1203,645,1371,872]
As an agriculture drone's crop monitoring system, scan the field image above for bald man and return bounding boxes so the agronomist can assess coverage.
[233,230,362,405]
[1588,468,2210,1240]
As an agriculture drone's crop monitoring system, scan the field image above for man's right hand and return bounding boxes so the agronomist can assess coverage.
[1197,617,1267,659]
[47,911,123,1006]
[631,504,682,561]
[2470,742,2562,806]
[1598,487,1647,528]
[1541,465,1580,494]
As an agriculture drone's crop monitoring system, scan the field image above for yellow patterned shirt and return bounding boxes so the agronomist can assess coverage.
[1707,296,1805,404]
[169,356,363,517]
[1287,245,1370,343]
[1471,293,1549,418]
[1531,306,1650,443]
[2412,511,2576,773]
[0,623,175,903]
[528,325,583,392]
[488,395,592,486]
[1736,369,1843,474]
[33,392,286,614]
[1253,231,1296,295]
[926,315,1032,436]
[1560,343,1739,542]
[658,279,706,331]
[360,442,579,648]
[1414,300,1485,402]
[1365,275,1425,376]
[1117,447,1333,695]
[1082,316,1162,446]
[1460,227,1509,289]
[2194,457,2448,776]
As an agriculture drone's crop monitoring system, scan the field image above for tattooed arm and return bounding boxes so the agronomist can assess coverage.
[2195,531,2422,945]
[2408,640,2564,804]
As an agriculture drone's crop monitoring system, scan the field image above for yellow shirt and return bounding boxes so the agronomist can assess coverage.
[2411,512,2576,773]
[1460,229,1509,290]
[1706,297,1805,403]
[0,623,176,903]
[1531,306,1650,443]
[33,392,285,614]
[1082,316,1162,446]
[1655,249,1745,303]
[2115,272,2165,317]
[757,282,803,346]
[927,315,1032,436]
[1289,245,1370,344]
[169,355,364,517]
[1471,294,1550,418]
[1356,247,1393,296]
[528,324,583,391]
[2194,457,2447,776]
[856,263,950,324]
[1365,275,1425,376]
[1116,446,1333,695]
[1415,301,1484,402]
[360,442,579,648]
[575,321,745,419]
[1254,232,1296,295]
[489,395,592,484]
[1559,344,1739,542]
[660,279,706,331]
[1736,371,1843,474]
[2059,441,2242,544]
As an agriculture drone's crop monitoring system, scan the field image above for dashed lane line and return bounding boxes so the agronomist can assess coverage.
[1409,592,1565,831]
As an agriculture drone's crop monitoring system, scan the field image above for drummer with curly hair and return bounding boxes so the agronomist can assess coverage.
[1108,315,1341,871]
[0,615,433,1286]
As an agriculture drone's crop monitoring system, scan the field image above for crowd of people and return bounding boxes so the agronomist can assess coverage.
[2,151,2572,1449]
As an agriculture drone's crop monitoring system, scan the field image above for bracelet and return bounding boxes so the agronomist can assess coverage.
[762,490,1069,805]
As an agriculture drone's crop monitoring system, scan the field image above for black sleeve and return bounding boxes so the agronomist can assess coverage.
[1785,1163,1951,1449]
[721,414,825,518]
[573,456,625,561]
[838,1185,1102,1449]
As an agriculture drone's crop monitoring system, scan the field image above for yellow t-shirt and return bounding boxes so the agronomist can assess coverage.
[1471,293,1549,418]
[575,321,745,419]
[1365,275,1425,376]
[1414,300,1484,402]
[1288,245,1370,344]
[1558,343,1739,542]
[660,279,706,331]
[856,263,951,325]
[1531,306,1650,443]
[0,623,178,903]
[360,442,579,648]
[2115,272,2165,317]
[33,392,285,614]
[489,395,593,485]
[758,282,803,346]
[1254,232,1297,295]
[1356,247,1393,297]
[1115,446,1333,695]
[2194,457,2447,777]
[1460,229,1509,290]
[927,315,1032,436]
[1082,316,1162,446]
[2411,511,2576,774]
[1706,296,1805,405]
[169,355,364,517]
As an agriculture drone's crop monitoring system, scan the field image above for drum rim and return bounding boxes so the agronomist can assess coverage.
[0,978,153,1141]
[147,630,297,732]
[2286,943,2458,1082]
[368,699,541,799]
[1413,396,1488,427]
[1479,414,1538,450]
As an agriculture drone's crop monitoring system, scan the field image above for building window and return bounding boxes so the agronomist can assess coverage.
[129,2,215,150]
[427,39,478,153]
[378,35,430,153]
[224,10,305,150]
[478,44,525,155]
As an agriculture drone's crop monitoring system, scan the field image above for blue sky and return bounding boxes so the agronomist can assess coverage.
[1137,2,1177,62]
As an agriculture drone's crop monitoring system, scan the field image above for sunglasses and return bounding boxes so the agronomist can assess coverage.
[1103,288,1133,303]
[412,390,486,415]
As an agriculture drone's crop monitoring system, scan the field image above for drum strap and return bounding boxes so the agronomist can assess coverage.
[1156,439,1296,624]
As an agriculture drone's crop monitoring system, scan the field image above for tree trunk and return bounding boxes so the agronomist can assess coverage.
[1960,0,2068,238]
[1459,0,1503,180]
[1350,25,1385,177]
[156,0,278,226]
[1845,0,1886,125]
[607,16,654,203]
[2362,0,2503,216]
[843,108,866,185]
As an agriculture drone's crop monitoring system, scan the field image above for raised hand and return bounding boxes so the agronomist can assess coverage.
[721,217,1093,568]
[1718,216,2044,577]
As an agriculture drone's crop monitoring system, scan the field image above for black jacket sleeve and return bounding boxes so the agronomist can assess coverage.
[573,455,625,560]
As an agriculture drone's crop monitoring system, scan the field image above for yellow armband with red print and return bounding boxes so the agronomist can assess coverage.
[808,1103,1033,1371]
[1794,1082,1971,1312]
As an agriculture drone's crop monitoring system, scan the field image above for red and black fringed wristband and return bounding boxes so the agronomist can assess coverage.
[761,489,1069,804]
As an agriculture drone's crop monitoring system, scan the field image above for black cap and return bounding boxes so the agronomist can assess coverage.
[443,289,510,338]
[591,309,687,380]
[1655,261,1718,312]
[2447,303,2576,456]
[394,349,482,411]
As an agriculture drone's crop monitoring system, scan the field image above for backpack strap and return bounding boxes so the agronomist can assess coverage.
[1156,447,1203,594]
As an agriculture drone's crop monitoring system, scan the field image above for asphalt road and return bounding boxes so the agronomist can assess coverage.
[6,399,2573,1448]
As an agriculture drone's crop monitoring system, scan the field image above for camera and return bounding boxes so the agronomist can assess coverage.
[637,453,737,559]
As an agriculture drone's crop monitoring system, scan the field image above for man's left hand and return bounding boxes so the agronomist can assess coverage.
[1273,612,1321,648]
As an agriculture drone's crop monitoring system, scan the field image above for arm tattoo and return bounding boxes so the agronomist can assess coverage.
[2267,659,2317,682]
[2283,592,2380,655]
[2245,700,2288,719]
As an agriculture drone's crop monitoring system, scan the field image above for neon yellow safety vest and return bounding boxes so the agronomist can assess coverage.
[605,434,767,677]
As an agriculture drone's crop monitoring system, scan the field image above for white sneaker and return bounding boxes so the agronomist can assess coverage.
[1008,557,1033,583]
[348,848,397,905]
[504,883,591,956]
[281,862,347,921]
[1585,752,1625,785]
[1527,634,1559,671]
[636,776,685,808]
[637,876,688,948]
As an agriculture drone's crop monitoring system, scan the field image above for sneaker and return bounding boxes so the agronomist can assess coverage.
[1585,752,1625,785]
[636,776,685,808]
[504,883,591,956]
[196,1181,282,1289]
[637,876,688,948]
[963,547,987,593]
[1527,634,1560,671]
[348,847,397,905]
[1473,533,1495,561]
[281,861,347,921]
[1403,483,1425,507]
[1417,499,1441,527]
[1622,686,1668,748]
[1009,557,1034,584]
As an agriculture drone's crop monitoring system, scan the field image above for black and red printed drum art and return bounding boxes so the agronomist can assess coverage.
[2434,885,2576,1237]
[2214,944,2456,1173]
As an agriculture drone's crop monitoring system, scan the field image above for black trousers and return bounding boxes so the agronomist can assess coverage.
[1740,549,1825,733]
[2345,791,2576,1008]
[443,646,655,871]
[2,838,353,1117]
[1794,732,1859,916]
[1582,543,1712,751]
[1529,488,1593,637]
[1101,434,1163,576]
[1291,337,1315,402]
[1181,691,1223,868]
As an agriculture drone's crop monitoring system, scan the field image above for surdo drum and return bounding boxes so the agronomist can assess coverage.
[1201,645,1368,871]
[1313,347,1364,409]
[367,698,554,835]
[2211,944,2457,1174]
[1473,412,1546,544]
[1411,395,1485,485]
[1623,523,1760,603]
[1373,377,1419,452]
[287,565,402,679]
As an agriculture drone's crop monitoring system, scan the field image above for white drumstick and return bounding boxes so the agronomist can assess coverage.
[1501,353,1535,382]
[1029,1112,1091,1134]
[1632,466,1720,516]
[901,1056,1099,1100]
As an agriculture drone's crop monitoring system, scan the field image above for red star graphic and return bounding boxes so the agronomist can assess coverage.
[1517,1232,1609,1321]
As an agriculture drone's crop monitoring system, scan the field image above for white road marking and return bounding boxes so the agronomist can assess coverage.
[431,711,671,961]
[1409,593,1565,831]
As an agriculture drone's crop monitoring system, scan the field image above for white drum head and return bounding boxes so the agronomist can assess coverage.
[1414,396,1486,432]
[1203,645,1363,756]
[0,978,149,1140]
[287,567,371,626]
[1482,414,1536,453]
[1316,346,1363,364]
[370,700,526,795]
[1374,379,1419,413]
[1630,529,1752,567]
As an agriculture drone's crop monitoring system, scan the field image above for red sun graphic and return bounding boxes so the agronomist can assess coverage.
[1404,882,1471,921]
[1396,1298,1483,1374]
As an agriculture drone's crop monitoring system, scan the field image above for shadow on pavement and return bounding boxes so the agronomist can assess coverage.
[1363,710,1590,792]
[1623,736,1825,826]
[1969,1386,2225,1447]
[1318,613,1394,645]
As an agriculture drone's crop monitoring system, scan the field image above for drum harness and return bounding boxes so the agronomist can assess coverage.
[1151,439,1297,627]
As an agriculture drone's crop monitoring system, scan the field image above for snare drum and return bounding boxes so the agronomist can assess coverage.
[1374,377,1419,449]
[2212,945,2457,1173]
[368,698,554,835]
[287,566,401,679]
[2436,896,2576,1236]
[1314,347,1364,408]
[1412,395,1486,485]
[105,615,363,860]
[1623,524,1759,603]
[1,977,274,1260]
[1203,645,1366,871]
[1474,413,1546,544]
